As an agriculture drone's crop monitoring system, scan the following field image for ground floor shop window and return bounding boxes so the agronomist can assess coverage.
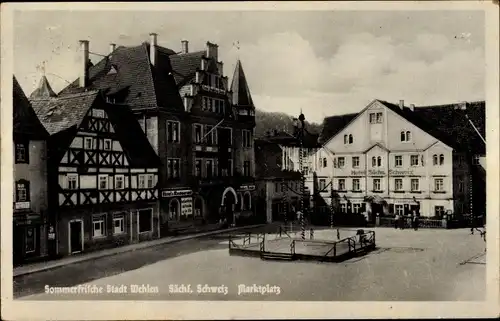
[340,203,347,213]
[113,214,125,234]
[243,192,252,210]
[395,205,404,216]
[92,214,107,238]
[25,227,36,253]
[138,209,153,233]
[435,206,445,218]
[353,203,361,213]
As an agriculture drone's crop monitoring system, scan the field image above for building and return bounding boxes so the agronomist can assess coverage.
[254,138,302,223]
[31,85,161,256]
[13,76,50,264]
[57,35,256,231]
[308,99,485,222]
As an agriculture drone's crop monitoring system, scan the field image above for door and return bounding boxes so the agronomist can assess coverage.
[69,220,83,254]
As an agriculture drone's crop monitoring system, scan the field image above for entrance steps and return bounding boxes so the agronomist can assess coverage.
[260,251,296,261]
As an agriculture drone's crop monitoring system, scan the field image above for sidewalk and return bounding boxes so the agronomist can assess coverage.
[13,224,265,278]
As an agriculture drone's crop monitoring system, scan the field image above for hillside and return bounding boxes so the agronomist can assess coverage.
[254,109,322,138]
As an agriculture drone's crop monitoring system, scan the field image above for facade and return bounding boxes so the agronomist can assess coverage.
[31,87,161,256]
[13,76,50,264]
[57,35,256,232]
[308,99,486,221]
[254,138,302,223]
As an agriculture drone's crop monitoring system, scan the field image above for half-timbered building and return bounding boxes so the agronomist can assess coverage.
[31,87,161,256]
[13,76,50,264]
[57,36,257,233]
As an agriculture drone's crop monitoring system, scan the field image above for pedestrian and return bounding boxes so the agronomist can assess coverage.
[413,213,419,231]
[394,213,400,229]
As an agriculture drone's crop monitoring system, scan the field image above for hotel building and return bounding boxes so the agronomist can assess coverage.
[308,99,485,222]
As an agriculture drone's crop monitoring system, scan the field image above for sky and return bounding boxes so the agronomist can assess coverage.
[14,10,485,124]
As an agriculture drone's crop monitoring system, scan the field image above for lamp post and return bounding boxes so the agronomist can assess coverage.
[330,182,334,229]
[293,113,306,241]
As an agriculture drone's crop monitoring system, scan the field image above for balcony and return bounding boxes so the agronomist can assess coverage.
[13,201,30,211]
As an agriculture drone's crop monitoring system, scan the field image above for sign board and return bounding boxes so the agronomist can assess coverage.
[14,201,30,210]
[351,170,414,176]
[238,185,255,192]
[162,189,192,198]
[181,197,193,216]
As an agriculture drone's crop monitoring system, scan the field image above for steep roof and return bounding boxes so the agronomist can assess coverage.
[318,113,358,144]
[320,100,486,155]
[168,50,206,87]
[31,91,160,167]
[13,76,49,138]
[58,43,184,111]
[230,60,254,107]
[31,91,100,135]
[254,138,302,180]
[266,129,320,149]
[29,75,57,99]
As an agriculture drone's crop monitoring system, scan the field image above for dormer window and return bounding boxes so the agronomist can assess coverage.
[369,112,383,124]
[343,134,353,145]
[107,65,118,75]
[401,130,412,142]
[473,155,481,165]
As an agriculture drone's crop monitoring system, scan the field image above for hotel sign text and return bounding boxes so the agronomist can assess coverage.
[351,170,414,176]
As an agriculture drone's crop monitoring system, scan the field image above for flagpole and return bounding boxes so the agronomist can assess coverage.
[201,118,225,142]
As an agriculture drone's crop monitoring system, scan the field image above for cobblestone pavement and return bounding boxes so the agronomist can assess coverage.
[17,227,486,301]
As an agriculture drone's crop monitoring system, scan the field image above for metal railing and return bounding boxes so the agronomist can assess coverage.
[379,217,444,229]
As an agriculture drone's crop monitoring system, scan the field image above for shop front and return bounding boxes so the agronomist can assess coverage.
[13,210,47,265]
[160,188,200,234]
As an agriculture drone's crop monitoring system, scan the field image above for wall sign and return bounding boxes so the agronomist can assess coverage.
[162,189,193,198]
[181,197,193,216]
[350,169,414,176]
[15,202,30,210]
[238,185,255,191]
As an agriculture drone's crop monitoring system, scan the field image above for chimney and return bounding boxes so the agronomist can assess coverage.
[79,40,89,88]
[409,104,415,111]
[399,100,404,110]
[149,33,157,66]
[181,40,189,54]
[109,43,116,54]
[206,41,218,60]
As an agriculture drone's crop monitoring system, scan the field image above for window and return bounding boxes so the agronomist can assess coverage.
[410,155,419,166]
[92,214,106,238]
[395,155,403,167]
[401,131,412,142]
[439,154,444,165]
[373,179,381,191]
[92,109,105,118]
[338,179,346,191]
[433,154,438,165]
[473,155,481,165]
[352,157,360,168]
[353,204,361,213]
[194,124,203,143]
[25,227,36,253]
[195,159,202,177]
[458,178,464,193]
[434,178,444,192]
[372,156,376,167]
[67,174,78,190]
[228,159,233,176]
[352,179,360,191]
[323,158,327,168]
[344,135,348,144]
[167,121,180,143]
[337,157,345,168]
[138,209,153,233]
[206,159,213,178]
[15,180,29,202]
[275,182,279,193]
[84,137,93,149]
[243,161,251,177]
[113,214,125,234]
[377,156,382,167]
[394,178,403,191]
[103,139,112,151]
[395,205,404,216]
[115,175,124,190]
[411,179,420,192]
[369,112,383,124]
[369,113,376,124]
[15,142,29,163]
[98,175,108,190]
[376,112,383,123]
[147,174,154,188]
[167,159,180,179]
[204,125,214,145]
[243,130,252,148]
[138,174,146,189]
[434,206,445,218]
[319,179,326,191]
[340,203,347,213]
[349,134,353,144]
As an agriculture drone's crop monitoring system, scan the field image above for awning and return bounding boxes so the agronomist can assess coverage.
[364,195,386,205]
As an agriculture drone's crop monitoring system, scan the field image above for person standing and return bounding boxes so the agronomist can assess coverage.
[413,212,419,231]
[394,213,400,229]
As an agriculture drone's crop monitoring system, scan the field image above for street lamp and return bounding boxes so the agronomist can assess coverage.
[293,112,306,241]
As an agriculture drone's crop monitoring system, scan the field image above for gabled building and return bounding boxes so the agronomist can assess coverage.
[13,76,50,264]
[31,85,161,256]
[57,35,256,231]
[308,99,485,221]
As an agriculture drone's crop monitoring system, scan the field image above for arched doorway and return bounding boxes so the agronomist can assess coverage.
[168,198,180,221]
[194,196,204,218]
[243,192,252,211]
[221,187,238,226]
